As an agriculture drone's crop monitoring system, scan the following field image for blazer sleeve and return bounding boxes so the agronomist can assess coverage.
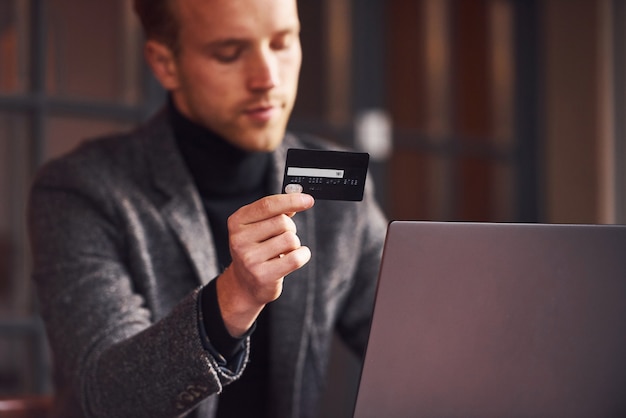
[28,160,246,417]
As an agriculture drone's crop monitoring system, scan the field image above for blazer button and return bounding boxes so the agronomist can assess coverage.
[175,384,209,410]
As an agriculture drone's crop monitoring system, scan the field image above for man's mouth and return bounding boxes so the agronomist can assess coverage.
[244,103,280,123]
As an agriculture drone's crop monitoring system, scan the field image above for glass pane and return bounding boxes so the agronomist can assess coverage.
[424,0,453,138]
[45,0,143,104]
[0,0,30,95]
[45,116,133,162]
[456,156,501,222]
[489,0,514,147]
[0,111,51,396]
[389,148,435,220]
[493,160,514,221]
[0,338,25,395]
[0,111,32,316]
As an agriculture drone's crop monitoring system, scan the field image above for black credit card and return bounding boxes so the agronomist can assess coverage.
[281,148,369,201]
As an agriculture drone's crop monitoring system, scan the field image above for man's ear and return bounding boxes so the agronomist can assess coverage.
[144,40,180,90]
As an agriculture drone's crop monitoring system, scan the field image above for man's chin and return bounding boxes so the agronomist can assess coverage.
[234,131,286,153]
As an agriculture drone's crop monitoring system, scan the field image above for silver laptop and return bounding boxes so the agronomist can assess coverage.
[353,221,626,418]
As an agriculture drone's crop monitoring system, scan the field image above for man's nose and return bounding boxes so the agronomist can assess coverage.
[247,48,279,91]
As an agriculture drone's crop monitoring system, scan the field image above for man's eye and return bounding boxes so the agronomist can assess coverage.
[271,35,295,50]
[213,47,241,63]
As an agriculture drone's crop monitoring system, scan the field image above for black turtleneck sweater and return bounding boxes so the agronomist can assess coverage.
[169,99,271,418]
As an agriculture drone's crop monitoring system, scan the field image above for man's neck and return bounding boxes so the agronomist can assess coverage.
[168,97,271,197]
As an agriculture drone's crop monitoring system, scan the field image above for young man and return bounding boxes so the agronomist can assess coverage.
[28,0,387,417]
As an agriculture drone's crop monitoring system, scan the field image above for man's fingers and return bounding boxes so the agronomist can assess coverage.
[233,229,302,269]
[230,244,311,303]
[283,245,312,270]
[230,214,297,253]
[225,193,314,308]
[233,193,314,225]
[228,193,314,247]
[262,245,312,279]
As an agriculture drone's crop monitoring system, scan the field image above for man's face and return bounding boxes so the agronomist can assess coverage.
[167,0,302,152]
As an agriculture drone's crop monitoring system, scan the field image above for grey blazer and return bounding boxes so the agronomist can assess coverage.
[28,110,387,418]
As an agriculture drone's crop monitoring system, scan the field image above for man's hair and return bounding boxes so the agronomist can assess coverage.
[133,0,180,53]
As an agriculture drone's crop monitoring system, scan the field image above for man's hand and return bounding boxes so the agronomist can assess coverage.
[216,193,315,337]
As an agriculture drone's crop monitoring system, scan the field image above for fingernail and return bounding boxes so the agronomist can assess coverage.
[302,194,314,207]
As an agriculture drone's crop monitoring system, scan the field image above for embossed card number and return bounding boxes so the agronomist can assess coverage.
[282,148,369,201]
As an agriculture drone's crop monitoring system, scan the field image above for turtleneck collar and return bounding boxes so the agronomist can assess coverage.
[168,97,271,197]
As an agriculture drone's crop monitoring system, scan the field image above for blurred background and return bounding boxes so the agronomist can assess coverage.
[0,0,625,414]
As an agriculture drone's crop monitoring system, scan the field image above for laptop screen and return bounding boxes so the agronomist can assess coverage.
[352,221,626,418]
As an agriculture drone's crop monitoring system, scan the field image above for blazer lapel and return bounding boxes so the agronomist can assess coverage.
[142,111,220,285]
[144,120,313,415]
